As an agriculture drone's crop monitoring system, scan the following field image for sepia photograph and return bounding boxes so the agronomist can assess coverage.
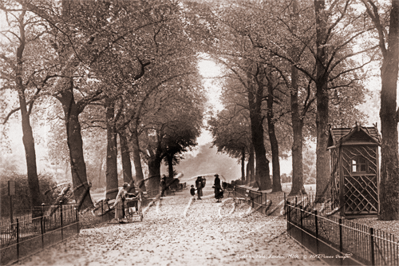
[0,0,398,265]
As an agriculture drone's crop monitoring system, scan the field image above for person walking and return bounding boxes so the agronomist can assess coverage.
[195,176,203,200]
[213,174,222,202]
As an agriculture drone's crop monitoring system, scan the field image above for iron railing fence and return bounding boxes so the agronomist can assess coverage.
[287,202,399,266]
[232,186,315,215]
[0,204,79,265]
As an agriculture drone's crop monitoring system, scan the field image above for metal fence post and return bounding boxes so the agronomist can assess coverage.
[101,201,104,223]
[41,216,44,249]
[287,201,290,233]
[16,218,19,261]
[339,218,343,253]
[339,218,343,265]
[76,207,79,234]
[315,210,319,254]
[370,227,375,265]
[60,202,63,241]
[300,205,303,244]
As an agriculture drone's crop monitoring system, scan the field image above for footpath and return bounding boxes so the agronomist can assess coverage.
[17,187,326,266]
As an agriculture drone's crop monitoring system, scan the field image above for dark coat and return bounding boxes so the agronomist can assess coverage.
[195,179,203,189]
[214,176,222,199]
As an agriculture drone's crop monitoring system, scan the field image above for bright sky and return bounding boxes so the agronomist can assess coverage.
[197,56,224,145]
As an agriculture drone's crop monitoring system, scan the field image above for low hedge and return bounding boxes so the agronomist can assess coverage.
[1,173,57,217]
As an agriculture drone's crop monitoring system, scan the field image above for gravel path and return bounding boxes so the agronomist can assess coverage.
[18,188,326,266]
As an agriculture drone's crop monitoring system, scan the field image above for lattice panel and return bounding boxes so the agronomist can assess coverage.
[342,146,378,214]
[342,146,378,175]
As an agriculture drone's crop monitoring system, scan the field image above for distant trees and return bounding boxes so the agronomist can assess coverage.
[139,84,205,194]
[208,108,252,182]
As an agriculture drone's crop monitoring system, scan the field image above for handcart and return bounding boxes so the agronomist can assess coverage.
[124,192,143,222]
[92,192,143,222]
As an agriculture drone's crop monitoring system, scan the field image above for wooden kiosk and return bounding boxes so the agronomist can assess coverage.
[327,124,381,218]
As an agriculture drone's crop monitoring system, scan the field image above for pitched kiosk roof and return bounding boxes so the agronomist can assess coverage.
[327,125,381,148]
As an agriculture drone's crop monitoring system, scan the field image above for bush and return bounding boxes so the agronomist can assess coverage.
[1,173,58,217]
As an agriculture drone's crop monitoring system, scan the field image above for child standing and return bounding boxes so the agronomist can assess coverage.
[190,185,196,201]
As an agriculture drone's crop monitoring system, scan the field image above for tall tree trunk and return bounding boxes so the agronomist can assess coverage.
[119,130,135,193]
[131,124,146,191]
[378,0,399,220]
[289,0,306,196]
[314,0,330,202]
[57,0,94,211]
[105,98,118,199]
[247,143,255,184]
[15,12,42,216]
[248,68,271,190]
[167,155,174,180]
[60,88,93,210]
[266,74,282,192]
[241,148,246,182]
[147,157,161,197]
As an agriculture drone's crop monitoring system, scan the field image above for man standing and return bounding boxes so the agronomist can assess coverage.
[195,176,203,200]
[214,174,222,202]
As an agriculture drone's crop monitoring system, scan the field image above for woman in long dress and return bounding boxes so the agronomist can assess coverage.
[214,174,222,202]
[113,183,129,222]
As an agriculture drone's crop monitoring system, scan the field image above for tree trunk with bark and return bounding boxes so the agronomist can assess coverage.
[59,88,93,210]
[247,143,255,184]
[105,98,119,199]
[266,74,282,193]
[314,0,331,202]
[248,70,271,190]
[119,130,135,193]
[378,0,399,220]
[130,125,146,191]
[147,157,161,196]
[241,148,246,182]
[167,155,174,180]
[15,10,42,217]
[289,0,306,196]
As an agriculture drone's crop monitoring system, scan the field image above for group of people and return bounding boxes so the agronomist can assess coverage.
[190,174,223,202]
